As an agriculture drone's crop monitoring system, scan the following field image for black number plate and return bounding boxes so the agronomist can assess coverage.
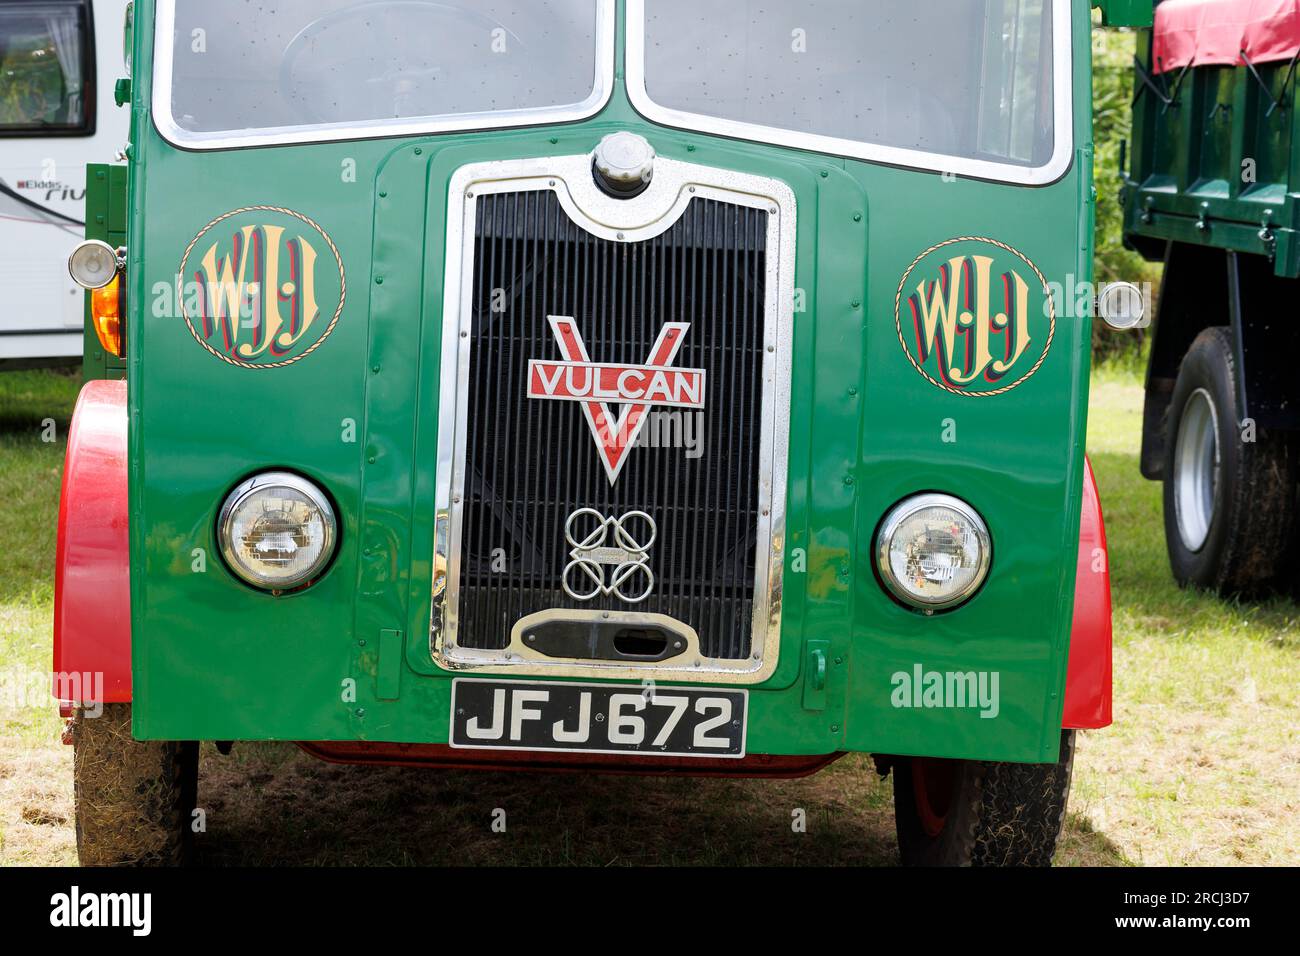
[449,679,747,757]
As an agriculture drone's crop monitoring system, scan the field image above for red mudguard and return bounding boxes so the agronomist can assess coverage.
[53,380,131,712]
[1062,457,1113,729]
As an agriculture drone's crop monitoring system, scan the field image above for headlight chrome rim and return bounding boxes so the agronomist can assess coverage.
[217,471,337,592]
[67,239,122,290]
[875,493,992,612]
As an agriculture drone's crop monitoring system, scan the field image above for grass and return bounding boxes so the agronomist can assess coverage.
[1071,369,1299,865]
[0,365,1295,865]
[0,369,79,864]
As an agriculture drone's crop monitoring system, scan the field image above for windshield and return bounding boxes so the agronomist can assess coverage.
[634,0,1064,179]
[156,0,608,146]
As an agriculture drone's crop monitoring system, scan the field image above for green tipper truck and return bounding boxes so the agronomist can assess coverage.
[1125,0,1300,595]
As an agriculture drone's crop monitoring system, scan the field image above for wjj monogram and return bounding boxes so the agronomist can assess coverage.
[895,237,1054,397]
[178,207,345,368]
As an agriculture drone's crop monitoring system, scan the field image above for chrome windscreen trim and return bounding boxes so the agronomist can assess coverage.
[150,0,616,150]
[625,0,1075,187]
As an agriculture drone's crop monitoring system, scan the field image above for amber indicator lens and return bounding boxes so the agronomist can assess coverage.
[90,276,125,358]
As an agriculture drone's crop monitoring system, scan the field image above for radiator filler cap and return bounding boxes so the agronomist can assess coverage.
[593,132,654,197]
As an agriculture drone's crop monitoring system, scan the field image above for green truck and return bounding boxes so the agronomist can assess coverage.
[56,0,1148,866]
[1124,0,1300,595]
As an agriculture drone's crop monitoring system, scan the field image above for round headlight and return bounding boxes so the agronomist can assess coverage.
[68,240,120,290]
[218,472,337,591]
[876,494,991,611]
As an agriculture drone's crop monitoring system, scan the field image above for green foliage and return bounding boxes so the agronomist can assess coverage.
[0,33,69,127]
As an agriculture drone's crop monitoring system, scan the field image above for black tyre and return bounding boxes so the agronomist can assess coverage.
[1163,327,1296,595]
[890,731,1074,866]
[72,703,198,866]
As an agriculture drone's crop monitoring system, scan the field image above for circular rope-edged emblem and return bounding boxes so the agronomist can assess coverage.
[178,205,346,369]
[894,236,1055,397]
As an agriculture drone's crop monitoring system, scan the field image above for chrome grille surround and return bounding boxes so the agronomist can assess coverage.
[431,152,795,684]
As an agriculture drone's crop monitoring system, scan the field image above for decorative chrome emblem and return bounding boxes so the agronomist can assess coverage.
[562,509,657,603]
[527,316,706,484]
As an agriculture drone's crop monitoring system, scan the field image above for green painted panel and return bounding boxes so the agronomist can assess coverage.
[1125,15,1300,276]
[376,629,403,701]
[82,163,128,382]
[125,0,1098,764]
[1094,0,1153,27]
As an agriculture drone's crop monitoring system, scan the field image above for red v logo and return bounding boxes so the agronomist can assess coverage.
[527,316,705,484]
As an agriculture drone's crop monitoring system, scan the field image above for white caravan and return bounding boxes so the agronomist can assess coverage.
[0,0,129,370]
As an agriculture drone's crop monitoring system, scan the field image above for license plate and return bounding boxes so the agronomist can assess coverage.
[449,679,747,758]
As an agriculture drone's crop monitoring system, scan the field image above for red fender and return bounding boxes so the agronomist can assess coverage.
[1062,456,1112,729]
[53,380,131,714]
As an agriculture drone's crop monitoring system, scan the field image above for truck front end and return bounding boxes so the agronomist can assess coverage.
[57,0,1122,866]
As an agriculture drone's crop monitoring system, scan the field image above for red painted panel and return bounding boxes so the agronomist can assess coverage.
[1062,457,1113,729]
[297,741,843,778]
[53,380,131,709]
[1153,0,1300,74]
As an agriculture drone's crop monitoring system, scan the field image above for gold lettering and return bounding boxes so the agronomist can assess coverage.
[197,226,255,347]
[990,271,1032,376]
[914,256,966,381]
[914,254,1034,385]
[956,256,997,386]
[236,225,285,360]
[275,238,319,352]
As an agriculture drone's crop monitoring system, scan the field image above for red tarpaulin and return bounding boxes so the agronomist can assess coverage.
[1152,0,1300,73]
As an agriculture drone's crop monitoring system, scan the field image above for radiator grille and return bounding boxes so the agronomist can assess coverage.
[455,190,768,661]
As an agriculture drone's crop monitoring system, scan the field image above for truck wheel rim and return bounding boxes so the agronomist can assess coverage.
[911,759,956,838]
[1173,387,1220,553]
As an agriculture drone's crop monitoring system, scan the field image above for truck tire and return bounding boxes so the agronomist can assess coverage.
[1163,326,1296,595]
[72,704,198,866]
[890,731,1074,866]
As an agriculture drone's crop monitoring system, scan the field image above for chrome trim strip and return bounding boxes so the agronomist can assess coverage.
[625,0,1075,187]
[431,150,795,684]
[150,0,616,150]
